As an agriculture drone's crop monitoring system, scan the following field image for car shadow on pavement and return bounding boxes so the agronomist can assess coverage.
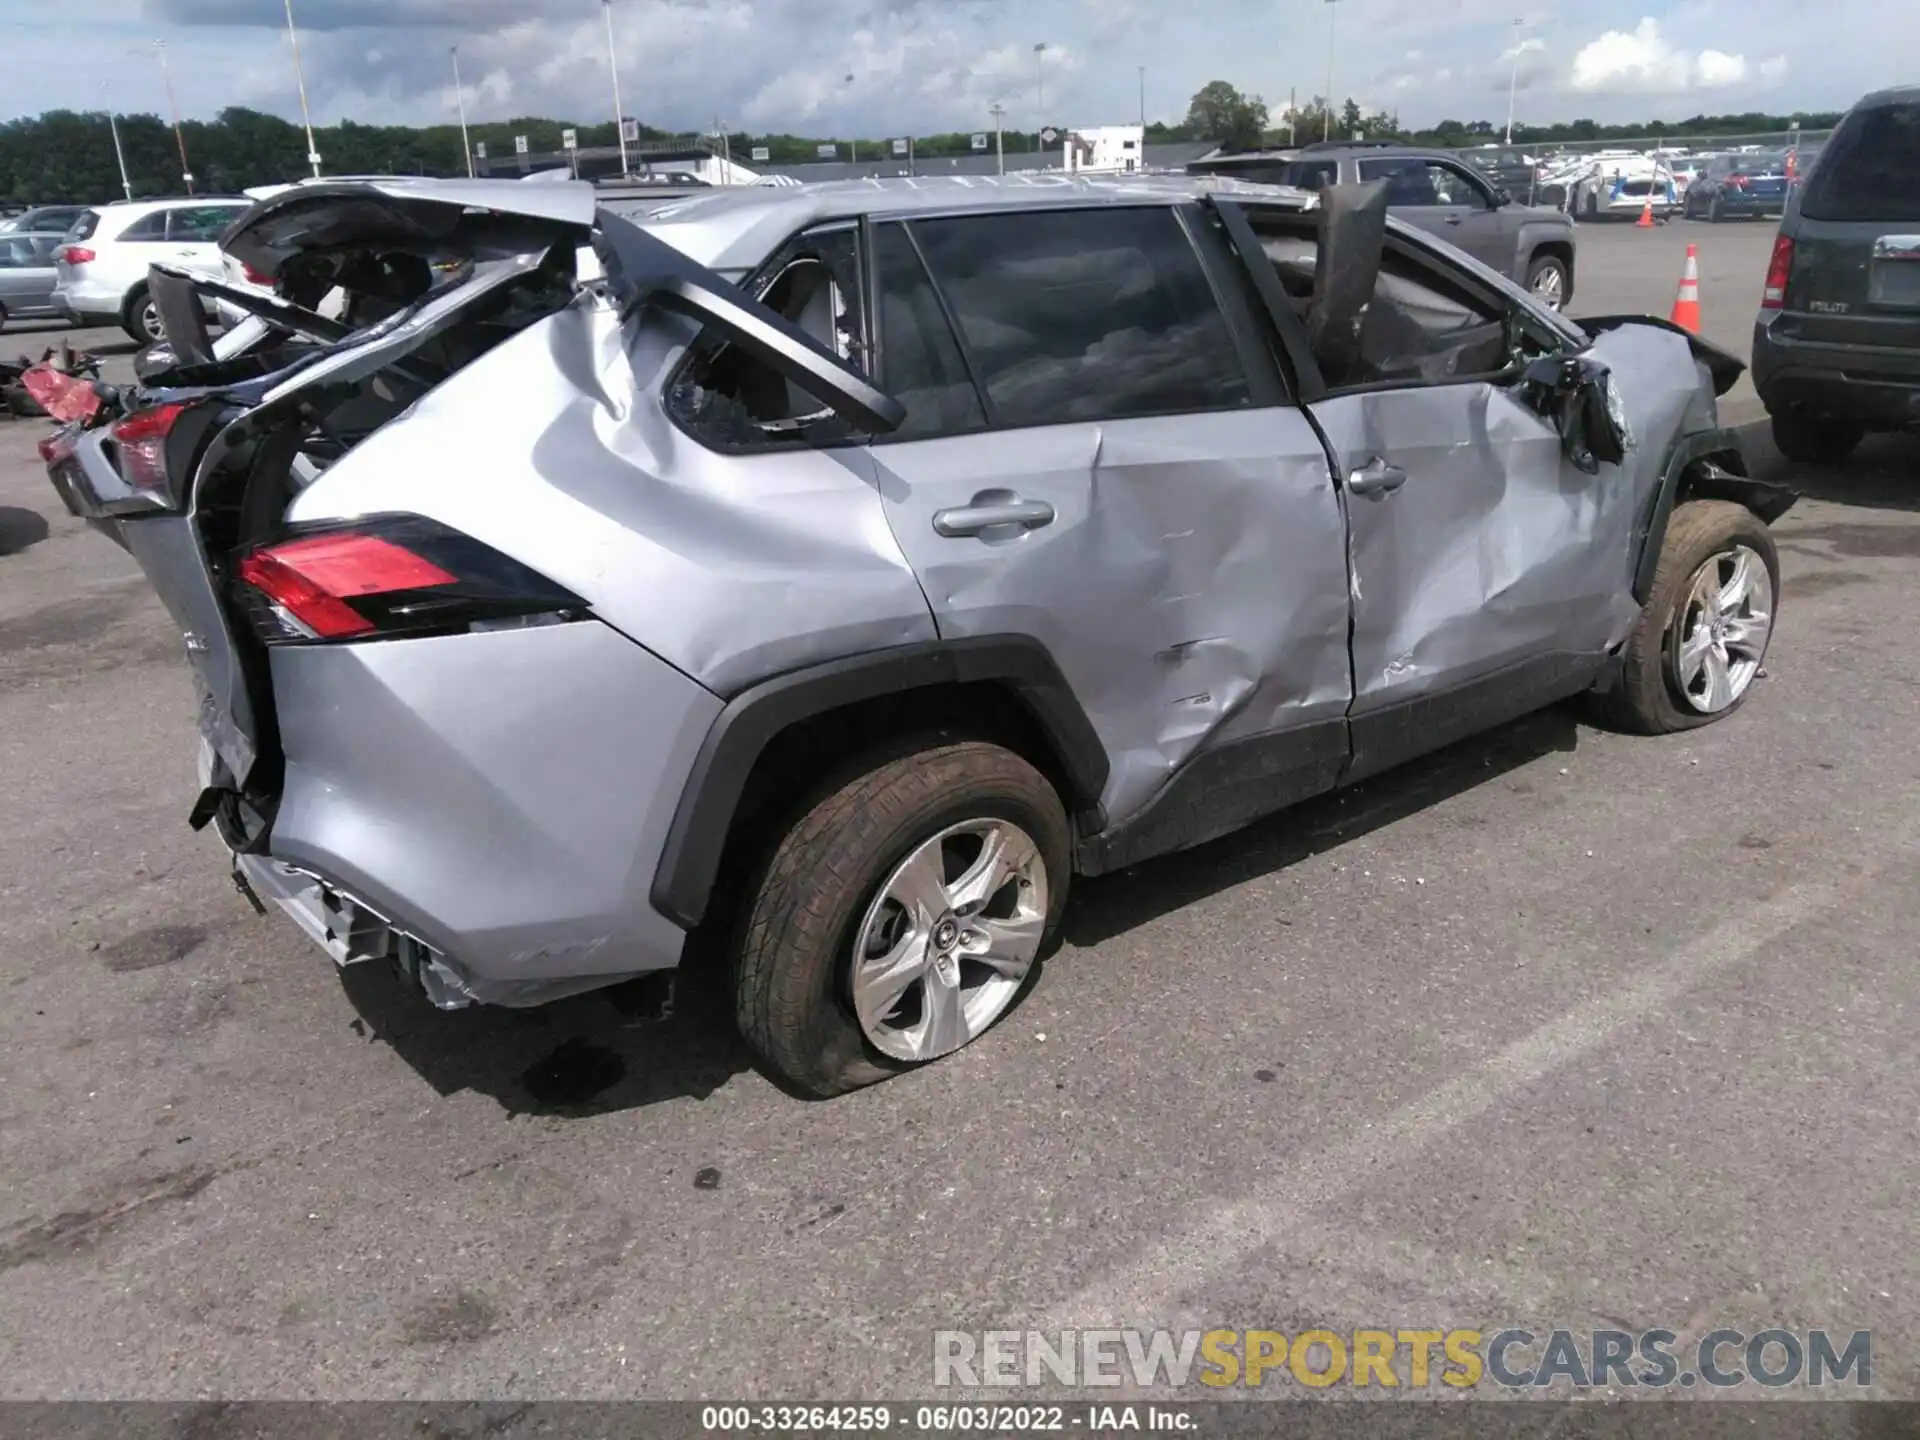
[338,951,756,1117]
[341,709,1584,1116]
[1064,705,1582,950]
[0,504,49,555]
[1747,430,1920,515]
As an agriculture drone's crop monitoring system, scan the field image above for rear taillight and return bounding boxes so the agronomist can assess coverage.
[1727,175,1750,190]
[233,516,586,644]
[239,535,455,639]
[110,401,190,491]
[1762,234,1795,310]
[55,245,95,265]
[240,262,273,286]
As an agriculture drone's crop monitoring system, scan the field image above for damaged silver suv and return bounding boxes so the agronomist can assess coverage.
[38,174,1792,1096]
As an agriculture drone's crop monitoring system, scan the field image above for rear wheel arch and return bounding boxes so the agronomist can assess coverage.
[650,639,1109,933]
[121,282,160,342]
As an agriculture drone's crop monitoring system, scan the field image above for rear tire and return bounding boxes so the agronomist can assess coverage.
[0,300,9,331]
[1708,194,1725,223]
[1770,411,1865,464]
[123,287,162,344]
[1592,500,1779,735]
[732,740,1071,1097]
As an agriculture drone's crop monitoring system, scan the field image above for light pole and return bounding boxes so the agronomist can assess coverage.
[154,41,193,194]
[989,102,1006,175]
[1137,66,1146,130]
[282,0,321,176]
[1322,0,1339,143]
[450,45,475,177]
[1504,18,1524,144]
[1034,42,1047,156]
[107,112,133,200]
[603,0,630,178]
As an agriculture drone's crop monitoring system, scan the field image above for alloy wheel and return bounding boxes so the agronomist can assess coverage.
[1531,265,1566,310]
[139,300,164,341]
[849,818,1048,1063]
[1669,544,1773,713]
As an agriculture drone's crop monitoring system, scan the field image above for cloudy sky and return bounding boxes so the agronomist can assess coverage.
[5,0,1913,138]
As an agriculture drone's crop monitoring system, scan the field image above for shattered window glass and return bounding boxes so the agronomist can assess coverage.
[668,222,868,449]
[1245,213,1512,389]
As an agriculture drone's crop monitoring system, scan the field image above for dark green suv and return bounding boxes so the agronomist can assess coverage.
[1753,86,1920,461]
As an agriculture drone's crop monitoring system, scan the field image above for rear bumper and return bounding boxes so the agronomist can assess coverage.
[53,279,125,326]
[1697,193,1783,216]
[1754,319,1920,427]
[252,620,724,1007]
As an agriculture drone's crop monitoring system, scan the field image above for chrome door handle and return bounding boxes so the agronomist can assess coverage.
[932,496,1056,537]
[1347,459,1409,497]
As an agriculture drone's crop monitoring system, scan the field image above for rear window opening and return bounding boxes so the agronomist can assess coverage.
[1802,102,1920,222]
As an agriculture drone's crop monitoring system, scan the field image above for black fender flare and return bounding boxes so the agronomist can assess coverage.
[650,637,1109,931]
[1631,425,1796,603]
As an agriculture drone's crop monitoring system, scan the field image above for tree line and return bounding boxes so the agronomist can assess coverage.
[1,94,1850,204]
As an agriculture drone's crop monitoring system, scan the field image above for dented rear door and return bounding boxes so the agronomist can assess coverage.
[865,203,1353,833]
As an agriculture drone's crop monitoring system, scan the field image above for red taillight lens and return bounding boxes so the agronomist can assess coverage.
[55,245,96,265]
[237,534,458,639]
[240,262,273,286]
[1762,235,1795,310]
[110,401,190,490]
[1727,174,1750,189]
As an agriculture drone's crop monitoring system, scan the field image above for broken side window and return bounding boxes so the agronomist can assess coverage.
[1244,210,1515,390]
[667,222,869,449]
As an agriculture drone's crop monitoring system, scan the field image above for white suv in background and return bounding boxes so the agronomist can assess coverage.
[53,197,252,341]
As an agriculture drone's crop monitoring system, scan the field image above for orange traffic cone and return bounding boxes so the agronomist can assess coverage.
[1637,197,1656,228]
[1670,243,1702,334]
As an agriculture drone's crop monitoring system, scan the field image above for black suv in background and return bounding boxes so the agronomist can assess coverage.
[1188,143,1577,309]
[1753,86,1920,461]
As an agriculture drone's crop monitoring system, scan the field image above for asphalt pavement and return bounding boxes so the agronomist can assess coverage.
[1,219,1916,1403]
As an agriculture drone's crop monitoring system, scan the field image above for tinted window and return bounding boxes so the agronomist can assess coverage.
[910,206,1250,427]
[169,205,245,241]
[1358,158,1489,207]
[1803,103,1920,221]
[1283,159,1338,190]
[67,210,99,241]
[117,211,169,241]
[872,223,987,441]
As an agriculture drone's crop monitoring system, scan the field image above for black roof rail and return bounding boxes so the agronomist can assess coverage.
[1299,139,1414,153]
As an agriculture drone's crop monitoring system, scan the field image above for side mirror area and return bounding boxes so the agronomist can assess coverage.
[1518,352,1633,474]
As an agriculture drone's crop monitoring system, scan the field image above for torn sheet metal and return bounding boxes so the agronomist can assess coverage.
[285,299,938,694]
[1310,317,1706,720]
[869,407,1351,822]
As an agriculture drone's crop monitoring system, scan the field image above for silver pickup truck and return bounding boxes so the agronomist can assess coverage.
[1190,141,1577,310]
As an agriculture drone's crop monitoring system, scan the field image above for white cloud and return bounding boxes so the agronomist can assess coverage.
[1569,18,1691,92]
[1759,54,1790,84]
[1694,50,1747,88]
[1568,17,1763,95]
[1500,37,1546,63]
